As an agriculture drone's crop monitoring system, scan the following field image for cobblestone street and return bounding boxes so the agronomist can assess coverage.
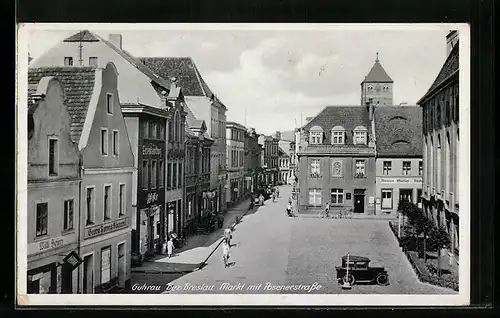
[165,186,456,295]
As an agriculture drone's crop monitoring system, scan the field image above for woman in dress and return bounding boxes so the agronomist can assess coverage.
[222,239,230,268]
[167,238,174,258]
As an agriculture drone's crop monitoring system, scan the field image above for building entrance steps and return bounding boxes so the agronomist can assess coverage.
[131,197,256,274]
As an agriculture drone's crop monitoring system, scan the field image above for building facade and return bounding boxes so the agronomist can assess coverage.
[297,106,377,215]
[278,146,290,185]
[244,128,261,194]
[225,122,246,204]
[139,57,228,214]
[288,140,297,184]
[27,76,82,294]
[418,31,460,259]
[259,135,279,186]
[374,106,423,215]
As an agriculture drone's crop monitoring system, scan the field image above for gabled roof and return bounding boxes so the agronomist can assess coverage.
[302,106,373,145]
[278,146,289,157]
[374,106,423,157]
[63,30,100,42]
[418,42,459,104]
[362,56,393,84]
[28,66,96,143]
[139,57,227,110]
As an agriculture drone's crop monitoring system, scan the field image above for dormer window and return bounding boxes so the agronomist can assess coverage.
[331,126,345,145]
[309,126,323,144]
[353,126,368,145]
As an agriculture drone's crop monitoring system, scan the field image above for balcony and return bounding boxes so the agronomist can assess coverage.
[353,172,366,179]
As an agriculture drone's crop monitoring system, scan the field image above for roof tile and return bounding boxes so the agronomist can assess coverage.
[362,59,393,83]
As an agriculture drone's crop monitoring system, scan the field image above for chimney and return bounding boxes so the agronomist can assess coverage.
[274,131,281,140]
[446,30,458,56]
[367,98,374,121]
[109,34,123,50]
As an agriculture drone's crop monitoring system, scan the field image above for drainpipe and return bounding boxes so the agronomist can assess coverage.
[77,158,83,293]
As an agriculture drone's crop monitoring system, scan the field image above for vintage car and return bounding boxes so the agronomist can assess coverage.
[335,255,389,286]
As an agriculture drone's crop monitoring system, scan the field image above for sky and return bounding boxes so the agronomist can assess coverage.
[27,25,452,135]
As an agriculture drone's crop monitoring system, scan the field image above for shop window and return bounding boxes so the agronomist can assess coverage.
[86,187,95,225]
[383,161,392,175]
[119,184,125,217]
[63,199,74,231]
[36,202,48,237]
[101,246,111,285]
[399,189,413,203]
[112,130,119,156]
[331,188,344,205]
[402,161,412,176]
[106,93,113,114]
[381,189,393,209]
[308,188,322,206]
[48,137,58,176]
[104,185,111,221]
[142,160,149,190]
[100,128,108,156]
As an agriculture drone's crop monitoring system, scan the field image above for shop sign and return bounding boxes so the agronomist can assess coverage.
[63,250,83,269]
[84,217,130,239]
[146,192,159,204]
[28,235,68,255]
[380,177,423,184]
[142,145,162,156]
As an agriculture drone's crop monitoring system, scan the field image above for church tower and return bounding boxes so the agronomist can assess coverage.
[361,53,394,106]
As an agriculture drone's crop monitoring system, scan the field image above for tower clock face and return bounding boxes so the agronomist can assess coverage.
[375,84,381,92]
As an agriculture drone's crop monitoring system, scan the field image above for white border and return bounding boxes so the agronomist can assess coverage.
[17,23,470,306]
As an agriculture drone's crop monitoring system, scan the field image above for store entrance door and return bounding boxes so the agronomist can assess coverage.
[354,190,365,213]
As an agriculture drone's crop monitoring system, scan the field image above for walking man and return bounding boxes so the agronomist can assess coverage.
[222,239,231,268]
[325,202,330,218]
[276,187,280,198]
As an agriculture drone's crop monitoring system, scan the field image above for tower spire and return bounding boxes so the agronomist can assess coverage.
[376,52,379,62]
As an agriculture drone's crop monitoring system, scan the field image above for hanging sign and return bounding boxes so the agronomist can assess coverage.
[63,250,83,269]
[146,192,159,204]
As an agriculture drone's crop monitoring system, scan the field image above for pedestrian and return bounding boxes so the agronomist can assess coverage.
[272,192,276,202]
[286,203,293,217]
[325,202,330,218]
[222,239,230,268]
[167,237,174,258]
[224,227,232,246]
[288,196,292,205]
[277,187,280,198]
[259,194,264,205]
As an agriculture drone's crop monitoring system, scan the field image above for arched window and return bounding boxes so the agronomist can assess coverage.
[309,125,323,144]
[331,126,345,145]
[353,126,368,145]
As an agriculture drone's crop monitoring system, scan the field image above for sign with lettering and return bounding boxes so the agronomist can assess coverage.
[28,236,68,255]
[63,250,83,269]
[142,145,162,156]
[380,177,423,184]
[146,192,159,204]
[84,217,130,239]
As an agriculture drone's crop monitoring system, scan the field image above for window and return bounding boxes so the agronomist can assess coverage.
[112,130,119,156]
[383,161,392,175]
[143,120,149,138]
[178,163,182,187]
[159,160,165,188]
[86,187,94,225]
[308,189,322,206]
[167,163,172,189]
[402,161,412,175]
[64,57,73,66]
[89,57,98,66]
[367,85,373,90]
[417,189,423,208]
[142,160,149,190]
[383,85,389,91]
[355,160,366,177]
[151,121,157,139]
[310,132,322,144]
[48,138,58,176]
[172,163,177,189]
[332,131,344,144]
[104,185,111,220]
[100,128,108,156]
[159,123,165,140]
[106,93,113,114]
[63,199,74,231]
[419,161,423,176]
[119,184,125,216]
[354,131,367,145]
[332,160,343,178]
[151,160,157,189]
[101,246,111,285]
[331,189,344,204]
[381,189,393,209]
[36,203,48,237]
[310,159,320,177]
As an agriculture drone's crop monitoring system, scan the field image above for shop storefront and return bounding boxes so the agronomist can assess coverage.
[375,176,423,215]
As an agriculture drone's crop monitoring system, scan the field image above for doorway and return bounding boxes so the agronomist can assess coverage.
[353,190,365,213]
[399,189,413,203]
[117,243,126,288]
[82,254,94,294]
[61,264,73,293]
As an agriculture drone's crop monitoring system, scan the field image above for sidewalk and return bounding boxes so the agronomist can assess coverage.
[298,212,398,220]
[131,197,254,274]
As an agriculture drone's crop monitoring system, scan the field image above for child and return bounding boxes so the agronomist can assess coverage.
[167,238,174,258]
[222,239,230,268]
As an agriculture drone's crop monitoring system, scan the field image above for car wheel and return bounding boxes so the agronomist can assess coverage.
[376,273,389,286]
[342,274,355,285]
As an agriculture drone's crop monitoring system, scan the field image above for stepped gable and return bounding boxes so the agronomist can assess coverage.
[374,106,423,157]
[28,66,96,143]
